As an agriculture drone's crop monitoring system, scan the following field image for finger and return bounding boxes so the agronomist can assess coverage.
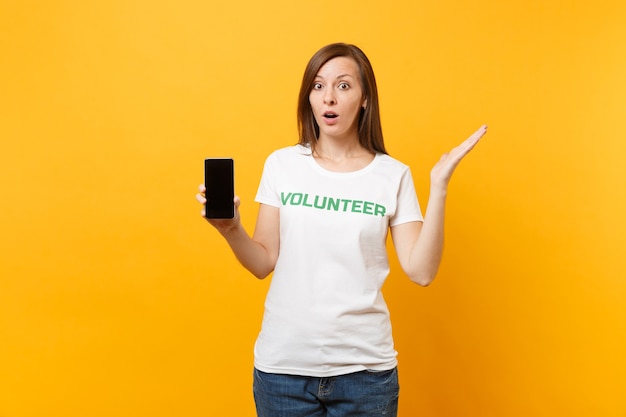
[466,125,488,144]
[473,124,488,137]
[234,196,241,208]
[196,193,207,204]
[198,184,206,193]
[453,125,488,157]
[466,124,488,146]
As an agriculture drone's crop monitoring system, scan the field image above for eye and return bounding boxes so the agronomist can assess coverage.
[338,82,350,90]
[312,82,323,90]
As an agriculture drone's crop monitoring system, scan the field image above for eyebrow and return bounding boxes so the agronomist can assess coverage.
[314,73,355,80]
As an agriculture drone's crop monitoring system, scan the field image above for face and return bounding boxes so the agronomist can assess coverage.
[309,56,367,142]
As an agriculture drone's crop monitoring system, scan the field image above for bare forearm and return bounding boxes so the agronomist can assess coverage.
[197,187,279,279]
[220,223,276,279]
[407,187,447,286]
[394,125,487,286]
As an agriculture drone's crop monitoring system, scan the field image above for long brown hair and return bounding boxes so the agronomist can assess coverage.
[297,43,387,154]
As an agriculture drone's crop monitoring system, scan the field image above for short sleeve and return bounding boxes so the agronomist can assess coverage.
[254,152,282,208]
[389,167,423,227]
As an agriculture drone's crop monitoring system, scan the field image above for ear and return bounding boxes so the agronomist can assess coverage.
[362,97,367,110]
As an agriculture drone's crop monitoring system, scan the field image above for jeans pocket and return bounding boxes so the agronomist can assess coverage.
[365,367,399,386]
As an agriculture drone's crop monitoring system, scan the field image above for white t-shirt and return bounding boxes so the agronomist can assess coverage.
[254,144,423,377]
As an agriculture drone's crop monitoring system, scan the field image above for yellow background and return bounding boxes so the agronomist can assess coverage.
[1,0,625,416]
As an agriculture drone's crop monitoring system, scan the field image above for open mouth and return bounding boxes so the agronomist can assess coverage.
[323,112,338,119]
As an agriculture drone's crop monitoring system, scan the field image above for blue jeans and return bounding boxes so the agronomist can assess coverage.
[253,367,399,417]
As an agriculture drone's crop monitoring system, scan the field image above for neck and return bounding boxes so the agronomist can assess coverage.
[313,135,366,161]
[311,136,375,173]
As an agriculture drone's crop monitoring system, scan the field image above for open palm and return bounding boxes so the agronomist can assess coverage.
[430,124,488,189]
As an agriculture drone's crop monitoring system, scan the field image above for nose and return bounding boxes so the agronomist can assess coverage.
[323,89,336,105]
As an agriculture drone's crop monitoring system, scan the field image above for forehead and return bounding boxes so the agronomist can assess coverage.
[315,56,360,79]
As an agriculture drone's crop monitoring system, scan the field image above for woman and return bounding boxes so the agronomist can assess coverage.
[197,43,487,417]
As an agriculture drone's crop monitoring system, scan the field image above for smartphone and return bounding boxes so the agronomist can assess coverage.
[204,158,234,219]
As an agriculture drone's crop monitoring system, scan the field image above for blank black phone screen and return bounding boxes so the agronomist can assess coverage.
[204,158,234,219]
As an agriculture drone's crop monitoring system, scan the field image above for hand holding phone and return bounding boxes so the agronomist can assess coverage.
[204,158,234,219]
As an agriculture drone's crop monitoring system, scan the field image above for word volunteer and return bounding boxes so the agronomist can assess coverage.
[281,191,387,217]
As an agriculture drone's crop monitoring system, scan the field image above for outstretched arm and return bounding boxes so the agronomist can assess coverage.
[391,125,488,286]
[197,185,280,279]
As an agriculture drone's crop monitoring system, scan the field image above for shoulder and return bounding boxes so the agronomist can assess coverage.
[375,153,412,175]
[264,144,310,165]
[261,144,311,174]
[266,144,310,159]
